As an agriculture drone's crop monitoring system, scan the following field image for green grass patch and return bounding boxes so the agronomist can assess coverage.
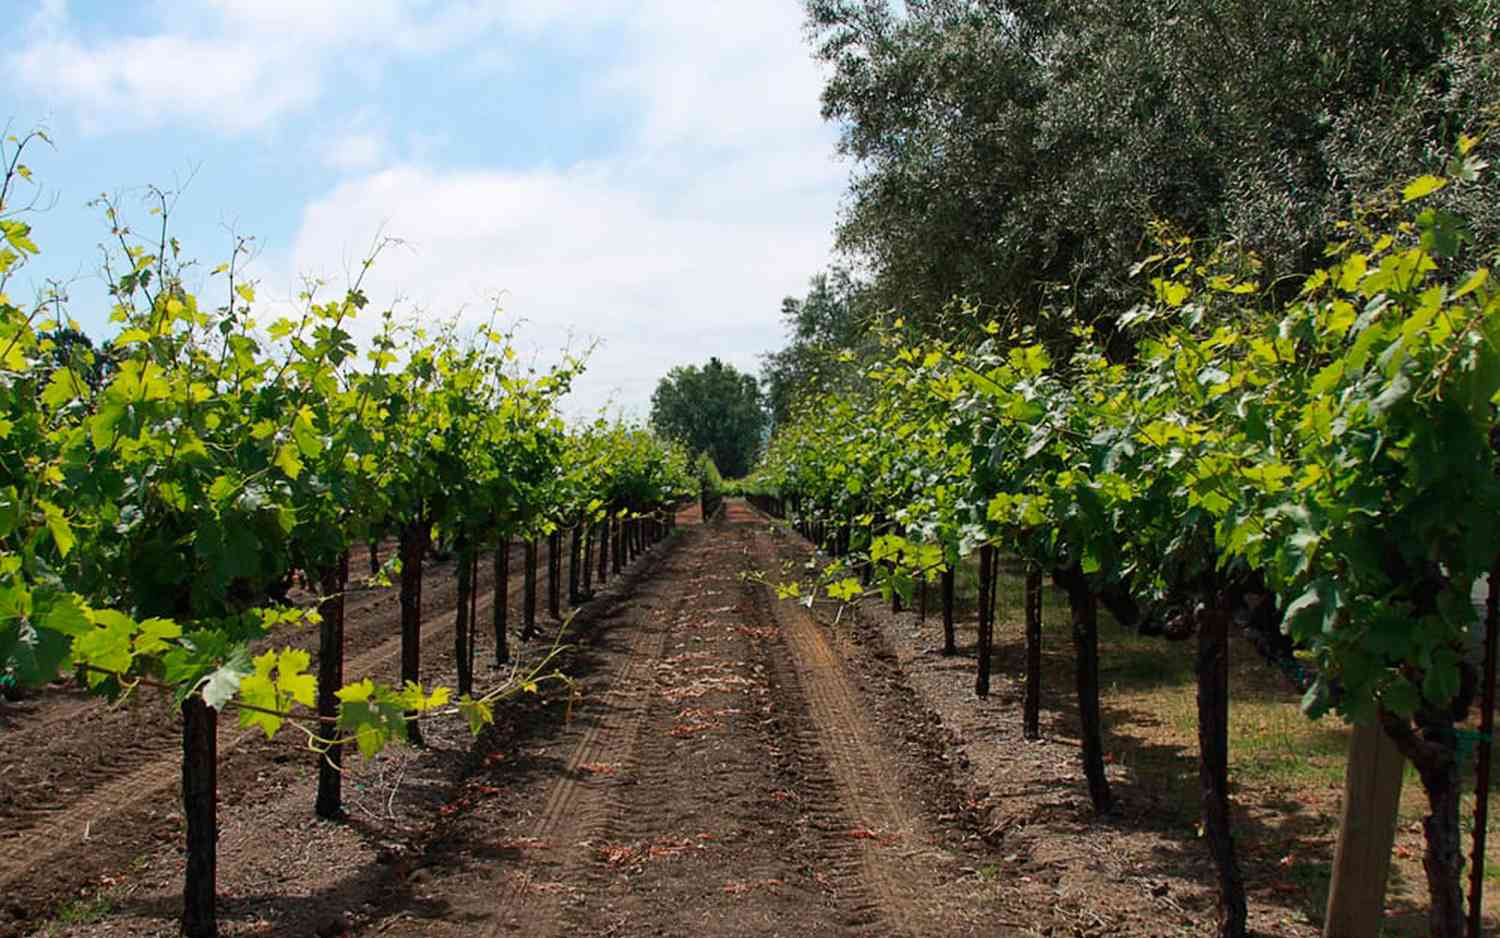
[1099,629,1197,689]
[50,893,114,927]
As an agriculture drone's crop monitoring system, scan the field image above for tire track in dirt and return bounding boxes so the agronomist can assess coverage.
[415,516,849,938]
[367,507,1000,938]
[542,520,846,938]
[0,543,551,896]
[528,617,666,839]
[476,563,677,935]
[545,550,740,935]
[745,526,942,937]
[351,528,682,937]
[387,508,949,938]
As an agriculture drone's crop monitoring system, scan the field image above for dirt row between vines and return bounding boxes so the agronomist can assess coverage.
[757,507,1498,937]
[0,535,579,938]
[355,501,1013,938]
[10,496,1383,938]
[8,500,1032,936]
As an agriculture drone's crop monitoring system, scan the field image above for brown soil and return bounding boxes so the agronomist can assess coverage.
[761,517,1500,938]
[0,537,562,938]
[368,500,1011,938]
[4,500,1478,937]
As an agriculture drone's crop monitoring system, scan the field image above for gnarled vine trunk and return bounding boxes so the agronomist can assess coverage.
[1381,708,1466,938]
[315,553,347,819]
[1054,563,1110,814]
[1024,566,1042,740]
[1197,599,1246,938]
[398,514,427,747]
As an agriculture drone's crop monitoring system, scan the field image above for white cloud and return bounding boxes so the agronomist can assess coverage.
[15,0,523,133]
[27,1,846,417]
[318,113,390,173]
[263,3,844,417]
[321,129,385,172]
[19,32,319,134]
[601,5,833,154]
[275,153,833,417]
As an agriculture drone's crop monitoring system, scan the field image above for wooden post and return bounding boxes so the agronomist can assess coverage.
[548,531,562,620]
[315,553,347,819]
[454,537,472,696]
[1324,719,1406,938]
[942,567,957,656]
[493,538,510,665]
[583,524,595,597]
[468,550,479,679]
[1198,600,1246,938]
[1468,561,1500,938]
[398,514,426,747]
[1024,565,1042,740]
[182,695,218,938]
[891,526,904,614]
[598,519,609,584]
[522,539,538,641]
[569,524,582,605]
[976,545,994,697]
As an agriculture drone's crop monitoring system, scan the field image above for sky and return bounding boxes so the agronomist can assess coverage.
[2,0,847,420]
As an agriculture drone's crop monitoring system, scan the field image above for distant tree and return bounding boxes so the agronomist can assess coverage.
[649,358,767,478]
[36,326,111,391]
[760,268,871,431]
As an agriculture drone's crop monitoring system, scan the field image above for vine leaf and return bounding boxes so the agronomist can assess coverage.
[459,695,493,735]
[238,648,317,738]
[73,609,137,683]
[1402,175,1447,202]
[202,659,249,710]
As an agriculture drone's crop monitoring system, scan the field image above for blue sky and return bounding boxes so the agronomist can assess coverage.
[3,0,846,418]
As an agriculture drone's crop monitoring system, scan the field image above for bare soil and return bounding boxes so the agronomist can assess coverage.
[5,500,1490,937]
[0,537,558,938]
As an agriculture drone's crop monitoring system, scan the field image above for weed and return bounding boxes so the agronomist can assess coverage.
[49,892,113,928]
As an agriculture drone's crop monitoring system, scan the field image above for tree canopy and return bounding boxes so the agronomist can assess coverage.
[759,269,872,431]
[803,0,1499,347]
[649,357,767,478]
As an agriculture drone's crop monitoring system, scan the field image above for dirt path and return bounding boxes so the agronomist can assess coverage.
[15,500,1477,937]
[748,537,942,935]
[7,506,1014,937]
[375,503,1011,938]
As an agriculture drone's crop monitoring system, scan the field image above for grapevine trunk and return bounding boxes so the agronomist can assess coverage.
[1197,600,1247,938]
